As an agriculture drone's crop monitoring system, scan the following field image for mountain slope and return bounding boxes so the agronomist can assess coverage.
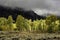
[0,5,45,20]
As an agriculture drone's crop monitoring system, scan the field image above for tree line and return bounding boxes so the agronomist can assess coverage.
[0,15,60,33]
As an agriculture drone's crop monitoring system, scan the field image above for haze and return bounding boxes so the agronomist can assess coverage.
[0,0,60,16]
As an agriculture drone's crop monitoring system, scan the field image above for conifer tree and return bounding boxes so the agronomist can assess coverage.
[0,18,8,31]
[16,15,32,31]
[7,15,14,31]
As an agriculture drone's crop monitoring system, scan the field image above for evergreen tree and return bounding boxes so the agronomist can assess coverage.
[0,18,8,31]
[46,15,57,33]
[16,15,29,31]
[7,15,14,31]
[46,15,57,25]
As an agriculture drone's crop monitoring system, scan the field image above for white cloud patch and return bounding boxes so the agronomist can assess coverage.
[33,8,59,16]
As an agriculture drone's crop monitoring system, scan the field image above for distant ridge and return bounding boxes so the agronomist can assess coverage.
[0,5,45,20]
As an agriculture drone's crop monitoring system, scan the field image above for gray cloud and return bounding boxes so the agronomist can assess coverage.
[0,0,60,16]
[0,0,45,9]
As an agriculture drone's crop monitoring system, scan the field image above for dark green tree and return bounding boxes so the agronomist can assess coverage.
[47,23,55,33]
[46,15,57,25]
[46,15,57,33]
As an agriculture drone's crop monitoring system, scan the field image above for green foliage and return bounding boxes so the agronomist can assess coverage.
[0,17,8,31]
[31,20,39,32]
[46,15,57,25]
[16,15,30,31]
[0,16,15,31]
[16,15,25,31]
[37,20,48,32]
[0,14,60,33]
[47,23,54,33]
[58,20,60,32]
[24,19,32,31]
[7,15,14,31]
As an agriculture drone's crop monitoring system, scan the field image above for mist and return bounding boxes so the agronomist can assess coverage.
[0,0,60,16]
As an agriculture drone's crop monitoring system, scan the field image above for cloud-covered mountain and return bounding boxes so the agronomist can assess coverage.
[0,0,60,20]
[0,0,60,16]
[0,5,45,20]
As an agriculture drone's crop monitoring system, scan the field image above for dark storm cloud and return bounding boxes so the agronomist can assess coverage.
[0,0,60,15]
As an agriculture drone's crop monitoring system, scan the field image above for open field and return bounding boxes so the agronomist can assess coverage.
[0,31,60,40]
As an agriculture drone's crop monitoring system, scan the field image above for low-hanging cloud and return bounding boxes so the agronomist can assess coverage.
[0,0,60,16]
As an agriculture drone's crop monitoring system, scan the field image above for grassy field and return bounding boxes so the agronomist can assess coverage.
[0,31,60,40]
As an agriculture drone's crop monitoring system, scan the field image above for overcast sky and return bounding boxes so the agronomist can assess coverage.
[0,0,60,16]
